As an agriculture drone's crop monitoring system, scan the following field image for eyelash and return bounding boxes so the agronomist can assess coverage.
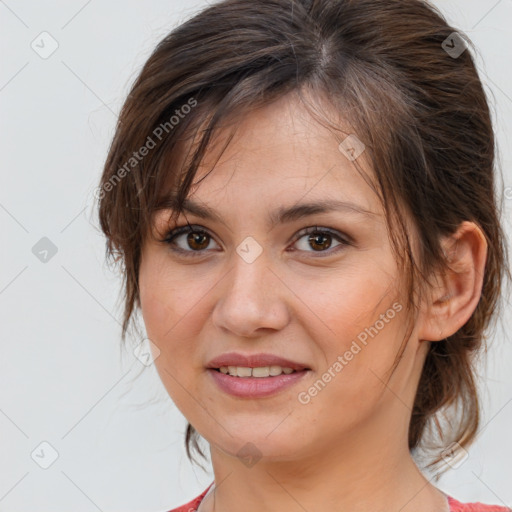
[160,224,352,258]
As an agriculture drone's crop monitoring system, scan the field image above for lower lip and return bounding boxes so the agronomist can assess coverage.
[207,368,310,398]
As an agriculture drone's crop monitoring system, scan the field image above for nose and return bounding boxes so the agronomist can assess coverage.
[211,249,291,338]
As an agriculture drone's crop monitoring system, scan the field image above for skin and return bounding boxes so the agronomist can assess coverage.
[138,92,487,512]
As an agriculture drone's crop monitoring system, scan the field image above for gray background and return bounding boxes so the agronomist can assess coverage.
[0,1,511,510]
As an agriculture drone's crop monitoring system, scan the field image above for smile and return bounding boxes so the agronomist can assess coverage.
[207,367,310,398]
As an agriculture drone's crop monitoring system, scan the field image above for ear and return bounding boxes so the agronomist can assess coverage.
[417,221,488,342]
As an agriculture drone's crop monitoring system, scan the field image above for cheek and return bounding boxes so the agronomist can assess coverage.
[139,256,206,343]
[299,254,401,342]
[295,258,405,408]
[138,255,213,411]
[139,270,203,414]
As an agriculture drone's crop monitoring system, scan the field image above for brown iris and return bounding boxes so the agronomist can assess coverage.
[187,231,210,250]
[308,232,332,251]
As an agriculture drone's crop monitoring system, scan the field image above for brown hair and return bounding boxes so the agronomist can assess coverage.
[97,0,510,475]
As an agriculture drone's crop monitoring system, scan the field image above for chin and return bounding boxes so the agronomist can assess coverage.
[205,428,309,463]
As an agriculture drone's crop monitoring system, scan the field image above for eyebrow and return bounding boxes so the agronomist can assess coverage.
[155,196,378,228]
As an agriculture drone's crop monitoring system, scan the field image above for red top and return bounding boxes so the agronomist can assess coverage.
[167,483,511,512]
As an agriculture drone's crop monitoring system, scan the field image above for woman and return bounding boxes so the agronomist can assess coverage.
[96,0,511,511]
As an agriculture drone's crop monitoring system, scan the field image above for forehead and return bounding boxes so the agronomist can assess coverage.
[176,93,377,210]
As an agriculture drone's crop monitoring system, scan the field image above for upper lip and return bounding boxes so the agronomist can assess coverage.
[206,352,310,371]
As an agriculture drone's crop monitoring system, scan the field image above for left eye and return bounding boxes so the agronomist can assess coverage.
[293,227,347,253]
[161,225,350,257]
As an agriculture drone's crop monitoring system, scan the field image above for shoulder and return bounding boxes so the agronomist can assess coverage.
[448,496,511,512]
[166,483,214,512]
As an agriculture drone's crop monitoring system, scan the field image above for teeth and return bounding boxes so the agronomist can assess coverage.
[235,366,251,377]
[219,366,296,377]
[252,367,270,377]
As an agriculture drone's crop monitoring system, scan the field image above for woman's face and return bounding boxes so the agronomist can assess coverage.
[139,93,428,463]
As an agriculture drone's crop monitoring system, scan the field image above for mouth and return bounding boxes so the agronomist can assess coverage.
[205,352,311,397]
[206,366,311,398]
[210,366,309,377]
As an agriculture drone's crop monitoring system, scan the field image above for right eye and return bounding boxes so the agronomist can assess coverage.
[161,224,220,257]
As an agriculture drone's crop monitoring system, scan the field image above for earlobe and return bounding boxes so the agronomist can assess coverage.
[418,221,488,342]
